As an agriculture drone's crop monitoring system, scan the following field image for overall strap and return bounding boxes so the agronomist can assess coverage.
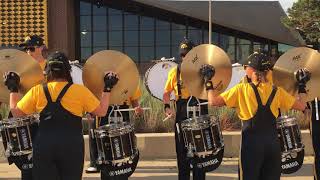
[43,84,53,103]
[249,83,263,107]
[177,63,182,99]
[266,86,277,106]
[56,83,73,103]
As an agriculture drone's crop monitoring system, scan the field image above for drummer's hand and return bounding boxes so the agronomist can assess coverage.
[134,106,143,116]
[165,107,174,117]
[199,64,215,91]
[3,71,20,93]
[295,68,310,94]
[103,72,119,92]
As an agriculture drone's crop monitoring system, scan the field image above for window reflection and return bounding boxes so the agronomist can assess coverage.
[156,46,170,59]
[140,46,154,62]
[140,16,154,30]
[81,31,91,47]
[93,16,107,31]
[80,16,91,31]
[109,15,122,30]
[80,1,91,15]
[125,31,138,46]
[93,32,107,46]
[124,15,138,30]
[109,31,123,47]
[140,30,154,46]
[156,30,170,46]
[125,46,139,62]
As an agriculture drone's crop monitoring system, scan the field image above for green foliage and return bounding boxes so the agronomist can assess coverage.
[0,103,9,120]
[282,0,320,44]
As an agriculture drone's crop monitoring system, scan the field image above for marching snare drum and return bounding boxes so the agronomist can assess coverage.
[144,60,176,100]
[225,63,246,91]
[69,61,83,85]
[277,116,304,154]
[0,115,39,157]
[95,122,138,165]
[181,115,224,157]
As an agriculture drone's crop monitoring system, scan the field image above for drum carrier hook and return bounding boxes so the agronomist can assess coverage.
[186,96,201,119]
[108,105,124,124]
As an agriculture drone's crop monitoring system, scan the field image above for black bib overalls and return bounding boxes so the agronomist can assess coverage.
[32,83,84,180]
[239,83,281,180]
[310,98,320,180]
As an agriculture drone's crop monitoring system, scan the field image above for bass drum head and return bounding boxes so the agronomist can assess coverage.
[225,63,245,91]
[70,63,83,85]
[144,61,176,101]
[281,149,304,174]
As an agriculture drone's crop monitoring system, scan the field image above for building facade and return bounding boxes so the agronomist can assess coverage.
[0,0,303,72]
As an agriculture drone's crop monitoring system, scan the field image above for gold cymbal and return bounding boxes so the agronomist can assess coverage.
[0,49,44,104]
[273,47,320,102]
[82,50,139,105]
[181,44,232,99]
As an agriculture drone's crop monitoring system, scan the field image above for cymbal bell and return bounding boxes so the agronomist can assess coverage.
[181,44,232,99]
[82,50,139,105]
[0,49,45,104]
[273,47,320,102]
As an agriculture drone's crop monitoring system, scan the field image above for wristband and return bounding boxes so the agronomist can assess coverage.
[205,80,214,90]
[103,87,112,92]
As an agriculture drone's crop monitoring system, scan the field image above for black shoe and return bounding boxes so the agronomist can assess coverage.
[85,166,99,173]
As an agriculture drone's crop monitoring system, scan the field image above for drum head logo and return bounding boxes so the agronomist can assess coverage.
[162,63,172,70]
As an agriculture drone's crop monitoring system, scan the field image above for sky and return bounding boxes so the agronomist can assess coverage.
[212,0,298,11]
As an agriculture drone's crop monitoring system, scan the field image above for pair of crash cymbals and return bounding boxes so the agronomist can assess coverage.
[0,49,44,104]
[273,47,320,102]
[82,50,140,105]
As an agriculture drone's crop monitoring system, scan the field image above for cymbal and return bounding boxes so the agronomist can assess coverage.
[181,44,232,99]
[273,47,320,102]
[0,49,44,104]
[82,50,139,105]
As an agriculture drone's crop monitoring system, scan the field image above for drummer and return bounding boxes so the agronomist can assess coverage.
[86,87,143,178]
[3,51,118,180]
[1,35,48,180]
[199,51,308,180]
[163,38,208,180]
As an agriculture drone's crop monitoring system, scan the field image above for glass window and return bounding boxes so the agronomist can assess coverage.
[109,46,123,52]
[171,45,180,60]
[124,31,138,46]
[93,47,106,53]
[188,29,202,45]
[156,30,170,46]
[156,46,170,59]
[140,30,154,46]
[124,46,139,62]
[124,15,138,30]
[81,48,92,62]
[220,34,235,52]
[80,1,91,15]
[156,20,170,30]
[172,30,186,45]
[140,16,154,30]
[80,31,91,47]
[109,15,122,30]
[92,5,106,15]
[140,46,154,62]
[237,44,250,64]
[172,22,186,30]
[93,32,107,47]
[109,31,123,47]
[93,16,107,31]
[108,8,122,15]
[238,38,251,44]
[203,31,219,45]
[80,16,91,31]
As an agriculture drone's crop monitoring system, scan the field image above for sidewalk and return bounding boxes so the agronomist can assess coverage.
[0,157,315,180]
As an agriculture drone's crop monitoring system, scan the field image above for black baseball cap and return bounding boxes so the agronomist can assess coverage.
[179,38,195,57]
[19,35,45,49]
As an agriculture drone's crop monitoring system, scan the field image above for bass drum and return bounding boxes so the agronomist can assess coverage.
[144,61,176,101]
[225,63,246,91]
[69,61,83,85]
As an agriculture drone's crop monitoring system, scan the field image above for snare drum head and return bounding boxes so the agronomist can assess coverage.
[225,63,245,91]
[70,63,83,85]
[144,61,177,101]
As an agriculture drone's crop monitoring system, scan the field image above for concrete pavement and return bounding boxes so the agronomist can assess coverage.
[0,157,315,180]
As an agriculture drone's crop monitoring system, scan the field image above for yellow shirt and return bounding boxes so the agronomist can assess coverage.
[17,82,100,117]
[220,82,295,120]
[164,66,190,99]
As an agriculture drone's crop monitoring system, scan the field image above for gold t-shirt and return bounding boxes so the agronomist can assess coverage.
[220,82,295,120]
[164,66,190,99]
[17,82,100,117]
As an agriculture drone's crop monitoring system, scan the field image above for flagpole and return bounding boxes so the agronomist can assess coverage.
[209,0,212,44]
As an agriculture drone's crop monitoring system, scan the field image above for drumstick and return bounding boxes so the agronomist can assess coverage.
[163,114,173,122]
[197,102,208,106]
[114,107,151,112]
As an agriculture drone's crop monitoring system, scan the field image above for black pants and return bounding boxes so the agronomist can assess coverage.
[311,100,320,180]
[239,134,281,180]
[32,134,84,180]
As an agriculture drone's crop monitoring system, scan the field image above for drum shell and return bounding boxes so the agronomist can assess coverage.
[95,123,137,164]
[277,116,303,153]
[181,115,223,156]
[70,63,83,85]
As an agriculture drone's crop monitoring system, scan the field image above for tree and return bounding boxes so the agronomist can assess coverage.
[282,0,320,47]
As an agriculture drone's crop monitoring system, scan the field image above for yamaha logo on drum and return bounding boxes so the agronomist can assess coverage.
[109,167,133,176]
[282,161,299,169]
[197,158,219,168]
